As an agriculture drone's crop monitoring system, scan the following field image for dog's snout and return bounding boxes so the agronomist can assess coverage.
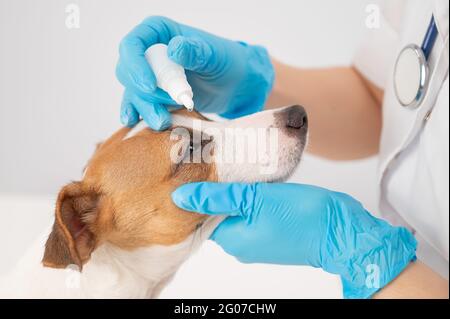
[286,105,308,129]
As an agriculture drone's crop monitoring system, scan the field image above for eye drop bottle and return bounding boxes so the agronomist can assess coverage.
[145,43,194,111]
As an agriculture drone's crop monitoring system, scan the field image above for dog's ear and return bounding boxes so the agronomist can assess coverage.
[42,182,100,270]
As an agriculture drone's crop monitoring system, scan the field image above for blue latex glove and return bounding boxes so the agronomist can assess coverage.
[116,16,274,130]
[172,182,417,299]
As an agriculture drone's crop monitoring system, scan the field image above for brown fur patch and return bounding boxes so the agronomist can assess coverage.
[43,182,100,269]
[43,110,216,269]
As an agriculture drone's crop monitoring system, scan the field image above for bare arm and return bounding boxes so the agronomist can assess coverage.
[266,59,383,160]
[374,261,449,299]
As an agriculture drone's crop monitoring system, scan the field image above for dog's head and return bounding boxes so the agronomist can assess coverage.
[42,105,308,270]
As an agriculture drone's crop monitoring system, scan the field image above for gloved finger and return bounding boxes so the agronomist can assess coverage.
[116,51,156,95]
[171,182,257,217]
[117,60,178,106]
[127,92,172,130]
[117,16,179,94]
[120,93,140,127]
[167,36,215,74]
[209,216,254,263]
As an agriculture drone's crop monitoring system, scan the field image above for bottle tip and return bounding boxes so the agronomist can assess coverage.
[179,93,194,112]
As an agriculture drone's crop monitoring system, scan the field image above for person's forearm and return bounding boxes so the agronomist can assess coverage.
[373,261,449,299]
[266,59,383,160]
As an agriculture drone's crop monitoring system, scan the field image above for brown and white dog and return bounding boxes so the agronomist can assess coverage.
[0,105,307,298]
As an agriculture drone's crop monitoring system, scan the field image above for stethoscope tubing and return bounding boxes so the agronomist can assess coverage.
[422,15,438,60]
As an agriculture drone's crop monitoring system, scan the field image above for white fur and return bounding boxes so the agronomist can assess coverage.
[206,106,306,182]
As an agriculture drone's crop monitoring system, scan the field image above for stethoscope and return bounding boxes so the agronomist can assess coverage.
[394,15,439,109]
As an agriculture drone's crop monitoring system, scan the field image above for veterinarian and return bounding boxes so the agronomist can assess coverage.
[116,1,449,298]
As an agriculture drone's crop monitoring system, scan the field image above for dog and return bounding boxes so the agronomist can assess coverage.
[0,105,308,298]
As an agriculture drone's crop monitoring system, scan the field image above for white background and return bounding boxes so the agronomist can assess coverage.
[0,0,380,298]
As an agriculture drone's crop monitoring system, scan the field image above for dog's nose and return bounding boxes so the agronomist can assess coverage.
[286,105,308,129]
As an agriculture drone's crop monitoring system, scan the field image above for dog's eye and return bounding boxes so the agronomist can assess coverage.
[172,138,198,166]
[187,140,201,160]
[170,131,214,176]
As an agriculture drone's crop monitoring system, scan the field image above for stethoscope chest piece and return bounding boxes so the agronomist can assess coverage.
[393,15,438,109]
[394,44,429,109]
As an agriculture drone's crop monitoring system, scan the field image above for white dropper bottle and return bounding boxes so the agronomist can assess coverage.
[145,43,194,111]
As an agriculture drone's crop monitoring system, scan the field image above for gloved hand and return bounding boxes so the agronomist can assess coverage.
[116,16,274,130]
[171,182,417,299]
